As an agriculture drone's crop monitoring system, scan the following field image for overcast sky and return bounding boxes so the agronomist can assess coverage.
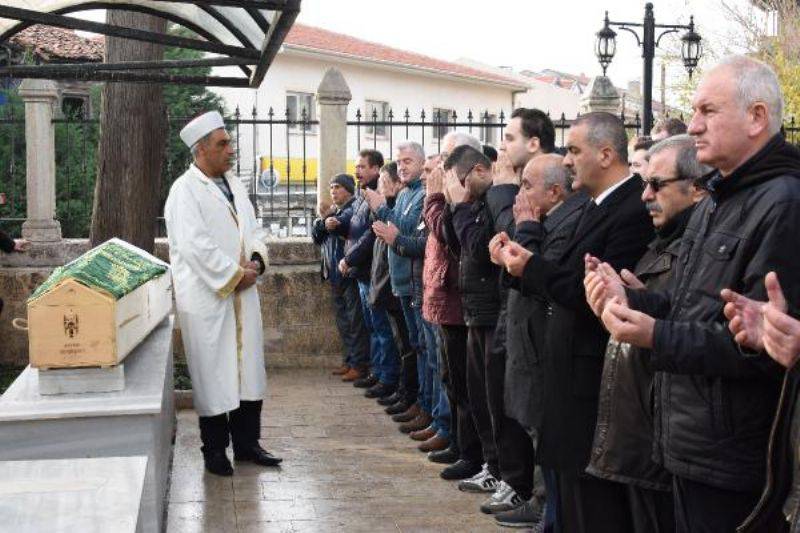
[296,0,760,92]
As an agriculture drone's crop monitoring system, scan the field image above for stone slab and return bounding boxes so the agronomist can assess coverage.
[0,316,176,533]
[37,364,125,395]
[0,455,147,533]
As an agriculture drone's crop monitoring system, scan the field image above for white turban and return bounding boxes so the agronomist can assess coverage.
[180,111,225,148]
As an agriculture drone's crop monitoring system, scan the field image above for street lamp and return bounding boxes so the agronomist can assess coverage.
[595,2,702,135]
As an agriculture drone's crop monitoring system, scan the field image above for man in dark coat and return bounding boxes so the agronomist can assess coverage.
[585,134,708,533]
[596,55,800,532]
[500,112,654,532]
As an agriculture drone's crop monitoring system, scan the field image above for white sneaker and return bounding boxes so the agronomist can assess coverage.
[480,481,525,514]
[457,463,499,493]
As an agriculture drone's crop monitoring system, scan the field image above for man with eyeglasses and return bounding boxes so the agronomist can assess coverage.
[584,134,708,532]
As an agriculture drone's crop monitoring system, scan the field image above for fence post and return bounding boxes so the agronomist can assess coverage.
[579,76,621,116]
[17,79,61,243]
[316,68,351,214]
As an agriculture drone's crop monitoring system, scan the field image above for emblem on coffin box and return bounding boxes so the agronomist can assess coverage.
[63,312,79,338]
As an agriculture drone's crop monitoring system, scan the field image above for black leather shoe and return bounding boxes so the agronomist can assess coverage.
[203,450,233,476]
[440,459,481,480]
[353,374,378,389]
[385,400,410,415]
[234,444,283,467]
[365,382,396,399]
[428,445,459,464]
[378,391,402,406]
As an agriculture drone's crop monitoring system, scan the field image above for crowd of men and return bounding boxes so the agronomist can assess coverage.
[311,54,800,533]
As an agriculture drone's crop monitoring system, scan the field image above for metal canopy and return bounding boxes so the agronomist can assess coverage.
[0,0,300,86]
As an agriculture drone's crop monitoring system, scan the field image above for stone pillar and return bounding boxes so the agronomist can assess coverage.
[579,75,621,115]
[316,68,351,214]
[18,79,61,243]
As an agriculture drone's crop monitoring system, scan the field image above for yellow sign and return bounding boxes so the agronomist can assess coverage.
[258,157,357,187]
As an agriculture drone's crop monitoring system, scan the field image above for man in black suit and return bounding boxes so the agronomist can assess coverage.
[500,112,654,532]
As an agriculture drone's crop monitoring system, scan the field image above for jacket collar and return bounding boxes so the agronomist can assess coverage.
[190,164,238,217]
[566,177,644,252]
[545,191,589,232]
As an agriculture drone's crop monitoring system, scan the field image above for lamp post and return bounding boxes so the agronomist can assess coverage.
[595,2,702,135]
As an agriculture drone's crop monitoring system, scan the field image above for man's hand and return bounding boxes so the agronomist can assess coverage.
[236,268,258,292]
[722,286,766,352]
[500,240,533,277]
[583,261,628,317]
[762,272,800,368]
[373,220,400,246]
[364,188,385,212]
[427,166,445,196]
[338,258,349,276]
[444,169,469,204]
[13,239,29,252]
[324,217,340,231]
[489,232,510,266]
[493,151,518,186]
[601,298,655,348]
[513,193,540,224]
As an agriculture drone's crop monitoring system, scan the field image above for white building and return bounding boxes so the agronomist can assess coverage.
[211,23,527,185]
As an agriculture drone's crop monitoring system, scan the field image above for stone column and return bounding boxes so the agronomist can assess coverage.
[18,79,61,243]
[316,68,351,214]
[579,76,621,115]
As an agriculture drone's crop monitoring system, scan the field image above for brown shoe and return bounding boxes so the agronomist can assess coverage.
[341,367,364,382]
[332,365,350,376]
[392,403,421,423]
[419,434,449,453]
[399,412,433,434]
[410,426,436,442]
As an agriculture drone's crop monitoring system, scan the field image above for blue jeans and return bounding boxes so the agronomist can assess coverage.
[357,280,400,385]
[423,323,451,439]
[400,297,432,414]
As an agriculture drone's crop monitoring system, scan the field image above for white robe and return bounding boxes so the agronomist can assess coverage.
[164,164,268,417]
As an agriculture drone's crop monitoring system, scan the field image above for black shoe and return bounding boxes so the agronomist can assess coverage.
[234,444,283,467]
[353,374,378,389]
[494,498,543,528]
[428,445,459,464]
[365,382,396,399]
[385,400,410,415]
[203,450,233,476]
[378,391,403,406]
[440,459,481,481]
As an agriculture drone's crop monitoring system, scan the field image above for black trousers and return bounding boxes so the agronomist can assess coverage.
[467,326,498,475]
[441,324,482,463]
[627,485,675,533]
[199,399,262,455]
[557,471,632,533]
[387,303,418,405]
[331,278,370,369]
[673,476,761,533]
[487,323,536,500]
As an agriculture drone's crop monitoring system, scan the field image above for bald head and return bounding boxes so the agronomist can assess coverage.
[520,154,571,214]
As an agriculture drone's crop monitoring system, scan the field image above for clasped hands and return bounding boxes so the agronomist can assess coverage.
[236,258,260,291]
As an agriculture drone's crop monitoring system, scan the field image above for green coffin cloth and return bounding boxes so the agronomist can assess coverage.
[30,242,167,302]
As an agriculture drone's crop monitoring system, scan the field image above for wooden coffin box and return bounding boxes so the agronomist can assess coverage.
[26,239,172,369]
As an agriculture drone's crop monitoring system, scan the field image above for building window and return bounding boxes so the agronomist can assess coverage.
[480,113,498,146]
[286,91,316,132]
[365,100,389,137]
[432,107,454,140]
[61,95,89,119]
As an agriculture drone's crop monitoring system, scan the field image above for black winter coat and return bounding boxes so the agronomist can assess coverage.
[586,205,693,492]
[519,176,653,472]
[503,192,587,433]
[628,134,800,493]
[344,182,378,282]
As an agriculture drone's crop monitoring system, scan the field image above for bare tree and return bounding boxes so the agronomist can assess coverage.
[90,11,167,252]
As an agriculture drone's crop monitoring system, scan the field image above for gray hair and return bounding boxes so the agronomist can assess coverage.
[443,131,482,152]
[573,112,628,162]
[716,55,784,135]
[647,134,712,183]
[540,154,573,191]
[396,141,425,161]
[190,131,214,158]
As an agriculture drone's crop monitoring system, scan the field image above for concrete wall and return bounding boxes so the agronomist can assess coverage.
[0,239,342,369]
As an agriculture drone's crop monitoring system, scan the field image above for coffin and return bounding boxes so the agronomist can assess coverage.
[25,239,172,369]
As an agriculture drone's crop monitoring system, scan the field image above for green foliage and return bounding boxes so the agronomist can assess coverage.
[0,24,226,237]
